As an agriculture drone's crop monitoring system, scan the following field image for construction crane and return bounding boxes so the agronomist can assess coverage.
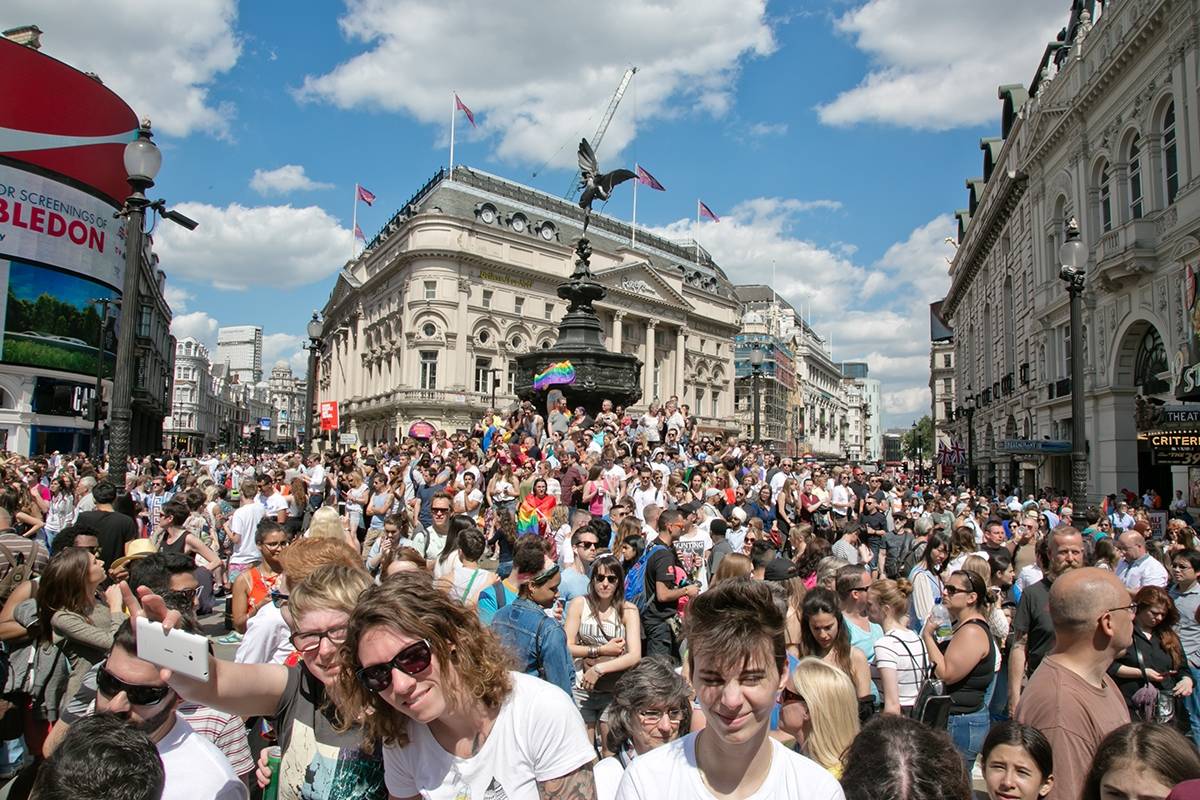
[565,66,638,199]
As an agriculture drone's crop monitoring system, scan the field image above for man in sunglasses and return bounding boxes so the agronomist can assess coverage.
[559,520,600,604]
[48,619,248,799]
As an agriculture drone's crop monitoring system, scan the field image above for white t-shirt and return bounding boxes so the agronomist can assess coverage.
[307,464,326,492]
[234,600,294,665]
[383,672,594,799]
[615,732,845,800]
[594,755,626,800]
[158,715,248,800]
[872,628,928,707]
[264,492,288,519]
[675,528,713,590]
[228,503,267,567]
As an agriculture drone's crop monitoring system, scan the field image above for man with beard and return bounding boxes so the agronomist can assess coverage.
[1007,525,1086,714]
[76,620,246,799]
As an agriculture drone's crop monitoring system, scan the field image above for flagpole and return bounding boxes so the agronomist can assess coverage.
[351,183,359,262]
[631,163,638,249]
[695,199,700,264]
[448,91,456,181]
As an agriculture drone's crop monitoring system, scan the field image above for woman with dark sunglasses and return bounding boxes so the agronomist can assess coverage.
[564,553,642,751]
[124,549,385,800]
[338,571,597,799]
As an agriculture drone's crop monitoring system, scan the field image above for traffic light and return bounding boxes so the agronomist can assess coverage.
[88,398,109,423]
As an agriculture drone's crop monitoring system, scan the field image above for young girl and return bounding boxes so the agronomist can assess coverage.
[981,721,1055,800]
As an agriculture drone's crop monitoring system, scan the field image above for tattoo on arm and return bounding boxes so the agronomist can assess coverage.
[538,763,597,800]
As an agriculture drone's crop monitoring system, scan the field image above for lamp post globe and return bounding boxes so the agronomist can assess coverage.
[1058,216,1088,509]
[749,345,764,445]
[122,123,162,190]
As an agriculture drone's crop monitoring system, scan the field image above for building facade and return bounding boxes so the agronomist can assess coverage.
[164,337,217,451]
[317,166,742,444]
[734,318,795,451]
[267,361,305,446]
[216,326,263,385]
[841,362,883,461]
[930,338,957,477]
[941,0,1200,498]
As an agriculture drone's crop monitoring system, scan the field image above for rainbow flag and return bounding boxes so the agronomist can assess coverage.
[533,360,576,392]
[516,504,540,537]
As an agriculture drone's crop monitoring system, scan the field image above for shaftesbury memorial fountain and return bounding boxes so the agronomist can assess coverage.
[515,139,643,414]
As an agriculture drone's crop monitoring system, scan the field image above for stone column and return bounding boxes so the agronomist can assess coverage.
[675,327,686,399]
[1093,389,1138,503]
[644,320,657,402]
[456,277,470,389]
[612,312,625,354]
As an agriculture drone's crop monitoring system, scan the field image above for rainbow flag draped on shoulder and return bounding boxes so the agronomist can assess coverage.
[516,503,540,536]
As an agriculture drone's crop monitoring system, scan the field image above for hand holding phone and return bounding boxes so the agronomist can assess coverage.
[135,617,210,682]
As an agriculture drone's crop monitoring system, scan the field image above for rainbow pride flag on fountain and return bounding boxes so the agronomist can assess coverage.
[533,360,576,391]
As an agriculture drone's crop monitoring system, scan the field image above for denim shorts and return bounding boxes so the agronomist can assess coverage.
[947,706,990,771]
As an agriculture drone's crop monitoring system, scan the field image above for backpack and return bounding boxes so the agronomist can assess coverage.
[0,540,41,603]
[885,533,917,580]
[894,633,951,730]
[624,544,667,612]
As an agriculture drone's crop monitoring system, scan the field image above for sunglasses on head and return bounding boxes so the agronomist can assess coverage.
[97,667,172,706]
[356,639,434,692]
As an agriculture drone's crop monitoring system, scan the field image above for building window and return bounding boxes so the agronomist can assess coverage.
[711,391,718,417]
[1164,101,1179,206]
[507,360,518,395]
[419,351,437,390]
[474,357,492,394]
[1129,135,1143,220]
[652,362,660,400]
[943,354,951,368]
[514,298,524,316]
[1099,160,1112,232]
[943,400,953,419]
[422,322,437,337]
[424,280,437,300]
[544,303,553,320]
[1062,325,1072,380]
[942,377,951,394]
[137,305,152,337]
[696,387,705,414]
[482,289,492,309]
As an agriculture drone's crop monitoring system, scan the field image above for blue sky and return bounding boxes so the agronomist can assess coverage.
[4,0,1070,427]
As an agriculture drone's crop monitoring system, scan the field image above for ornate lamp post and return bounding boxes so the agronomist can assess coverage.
[1058,216,1088,509]
[749,345,764,444]
[965,392,976,488]
[303,311,323,454]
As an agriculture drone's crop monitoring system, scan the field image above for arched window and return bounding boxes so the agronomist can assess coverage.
[1135,327,1169,394]
[1164,101,1179,206]
[1128,135,1143,219]
[1098,160,1112,232]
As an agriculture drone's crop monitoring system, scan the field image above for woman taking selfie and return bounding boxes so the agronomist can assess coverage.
[339,571,597,798]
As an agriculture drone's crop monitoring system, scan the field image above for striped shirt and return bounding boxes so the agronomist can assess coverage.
[873,629,929,707]
[0,532,49,581]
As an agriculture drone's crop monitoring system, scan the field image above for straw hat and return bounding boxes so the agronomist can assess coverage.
[111,539,158,572]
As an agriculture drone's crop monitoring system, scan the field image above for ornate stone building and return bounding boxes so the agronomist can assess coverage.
[941,0,1200,498]
[317,166,741,443]
[267,362,305,447]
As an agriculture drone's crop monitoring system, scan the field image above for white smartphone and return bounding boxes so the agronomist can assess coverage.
[135,617,210,681]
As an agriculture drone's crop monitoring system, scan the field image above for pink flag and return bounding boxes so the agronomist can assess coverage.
[636,165,665,191]
[455,94,477,128]
[356,185,376,206]
[699,201,720,222]
[354,223,365,241]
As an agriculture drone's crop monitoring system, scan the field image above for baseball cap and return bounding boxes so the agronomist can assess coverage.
[704,488,722,499]
[764,557,798,582]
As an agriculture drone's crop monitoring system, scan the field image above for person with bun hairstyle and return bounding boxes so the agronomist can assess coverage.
[868,578,929,715]
[981,721,1054,800]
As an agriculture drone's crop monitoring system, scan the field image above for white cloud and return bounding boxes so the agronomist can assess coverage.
[163,285,192,313]
[883,385,931,417]
[747,121,788,138]
[816,0,1064,130]
[2,1,241,138]
[171,311,218,352]
[295,0,775,165]
[153,202,354,289]
[250,165,334,196]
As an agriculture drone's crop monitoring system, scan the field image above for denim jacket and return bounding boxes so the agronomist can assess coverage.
[489,597,574,696]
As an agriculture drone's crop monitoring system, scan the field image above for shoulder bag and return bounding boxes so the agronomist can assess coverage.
[895,633,951,730]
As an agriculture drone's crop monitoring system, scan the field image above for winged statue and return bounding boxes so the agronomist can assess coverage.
[577,138,635,233]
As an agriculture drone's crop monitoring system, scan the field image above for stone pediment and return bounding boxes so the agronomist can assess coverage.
[594,261,692,311]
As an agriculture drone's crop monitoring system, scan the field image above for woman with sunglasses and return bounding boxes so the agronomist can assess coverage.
[595,658,692,799]
[339,571,597,799]
[564,553,642,750]
[124,558,385,800]
[778,657,861,778]
[921,569,996,772]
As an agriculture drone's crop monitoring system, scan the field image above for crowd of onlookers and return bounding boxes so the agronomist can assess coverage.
[0,397,1196,799]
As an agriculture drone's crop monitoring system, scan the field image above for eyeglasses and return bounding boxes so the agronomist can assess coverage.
[290,624,348,654]
[1102,603,1138,618]
[163,586,203,606]
[97,668,172,706]
[356,639,434,692]
[430,507,451,515]
[576,540,599,550]
[780,686,806,706]
[594,573,619,585]
[637,707,685,724]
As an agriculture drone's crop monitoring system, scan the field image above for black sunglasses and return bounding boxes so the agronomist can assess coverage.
[356,639,434,692]
[97,667,172,706]
[593,573,619,585]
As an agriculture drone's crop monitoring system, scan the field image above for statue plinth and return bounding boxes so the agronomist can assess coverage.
[515,237,643,415]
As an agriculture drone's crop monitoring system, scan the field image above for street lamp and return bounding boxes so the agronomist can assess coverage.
[303,311,323,454]
[749,345,764,444]
[88,297,116,461]
[488,367,502,411]
[1058,216,1088,509]
[964,391,976,488]
[911,420,921,478]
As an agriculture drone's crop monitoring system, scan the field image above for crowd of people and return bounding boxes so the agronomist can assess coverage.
[0,396,1198,799]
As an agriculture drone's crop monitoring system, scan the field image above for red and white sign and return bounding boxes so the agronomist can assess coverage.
[319,401,339,431]
[0,163,125,288]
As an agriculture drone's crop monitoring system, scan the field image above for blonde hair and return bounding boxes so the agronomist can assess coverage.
[337,571,513,748]
[306,506,344,540]
[712,553,753,584]
[290,563,372,622]
[791,656,860,772]
[868,578,913,620]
